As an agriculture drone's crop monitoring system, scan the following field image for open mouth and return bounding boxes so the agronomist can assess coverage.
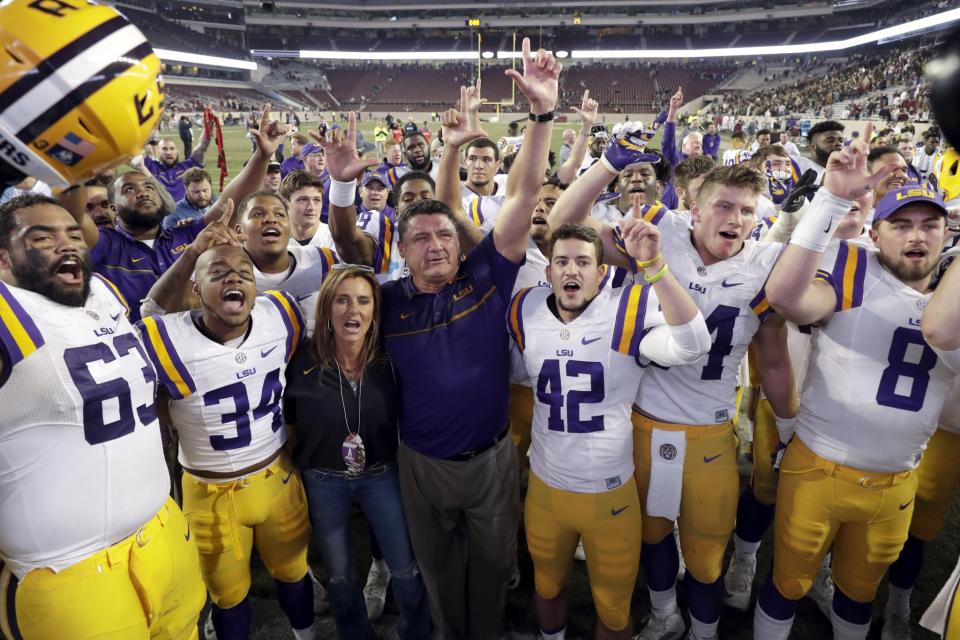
[629,186,646,194]
[562,281,581,293]
[887,177,906,190]
[719,230,739,240]
[343,318,362,333]
[904,248,927,260]
[261,227,282,241]
[53,256,83,285]
[221,288,246,312]
[532,216,548,225]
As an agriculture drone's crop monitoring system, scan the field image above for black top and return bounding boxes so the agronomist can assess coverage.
[284,347,400,472]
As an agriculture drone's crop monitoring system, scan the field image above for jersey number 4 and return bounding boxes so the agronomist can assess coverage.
[536,359,605,433]
[203,369,284,450]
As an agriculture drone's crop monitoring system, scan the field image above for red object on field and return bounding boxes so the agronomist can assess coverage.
[203,107,227,191]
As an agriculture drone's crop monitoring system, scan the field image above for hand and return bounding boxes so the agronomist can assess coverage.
[772,440,788,472]
[619,194,662,264]
[781,169,819,213]
[668,87,684,117]
[572,90,598,130]
[312,112,378,182]
[442,83,488,148]
[249,103,287,157]
[822,122,890,200]
[639,111,668,143]
[601,123,664,173]
[188,199,244,258]
[504,37,561,115]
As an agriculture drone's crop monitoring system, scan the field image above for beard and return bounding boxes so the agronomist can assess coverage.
[877,250,937,284]
[118,204,164,230]
[12,249,92,307]
[814,145,833,166]
[407,154,429,170]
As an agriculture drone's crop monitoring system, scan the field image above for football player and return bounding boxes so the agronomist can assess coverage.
[550,141,798,640]
[139,241,315,640]
[754,133,956,640]
[0,194,205,639]
[509,217,710,640]
[722,132,753,167]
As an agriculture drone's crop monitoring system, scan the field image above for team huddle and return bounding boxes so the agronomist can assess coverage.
[1,2,960,640]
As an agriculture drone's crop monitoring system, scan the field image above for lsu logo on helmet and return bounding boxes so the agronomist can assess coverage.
[0,0,165,188]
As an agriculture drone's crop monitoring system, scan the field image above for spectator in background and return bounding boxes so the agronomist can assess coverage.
[558,128,577,165]
[702,122,721,160]
[263,161,283,194]
[178,115,193,157]
[374,121,389,156]
[898,136,924,183]
[750,128,772,153]
[282,132,309,177]
[163,167,217,229]
[913,129,941,184]
[139,133,211,202]
[359,172,395,222]
[84,178,116,228]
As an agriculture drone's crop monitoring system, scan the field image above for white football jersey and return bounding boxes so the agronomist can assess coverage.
[288,223,336,251]
[358,209,407,283]
[796,241,956,471]
[0,276,169,579]
[461,181,506,227]
[253,244,337,335]
[591,200,628,227]
[722,148,753,166]
[508,284,667,493]
[790,155,825,184]
[632,208,783,425]
[140,292,304,474]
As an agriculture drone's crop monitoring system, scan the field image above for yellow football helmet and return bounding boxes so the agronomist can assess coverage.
[0,0,164,189]
[937,147,960,205]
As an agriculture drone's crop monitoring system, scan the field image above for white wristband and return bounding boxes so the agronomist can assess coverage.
[774,415,796,444]
[788,188,851,253]
[329,179,357,208]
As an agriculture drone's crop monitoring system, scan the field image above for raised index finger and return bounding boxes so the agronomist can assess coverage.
[347,111,357,146]
[259,103,272,131]
[521,37,533,68]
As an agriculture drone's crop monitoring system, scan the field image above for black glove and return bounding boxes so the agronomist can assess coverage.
[781,169,819,213]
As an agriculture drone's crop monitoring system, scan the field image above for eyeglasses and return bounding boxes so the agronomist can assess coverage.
[85,200,115,212]
[332,263,375,274]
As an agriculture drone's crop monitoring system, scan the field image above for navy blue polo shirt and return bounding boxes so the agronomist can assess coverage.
[381,233,522,458]
[91,218,205,323]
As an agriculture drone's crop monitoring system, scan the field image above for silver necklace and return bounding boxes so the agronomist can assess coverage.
[335,358,366,476]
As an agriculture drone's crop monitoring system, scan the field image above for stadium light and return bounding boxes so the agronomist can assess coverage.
[274,6,960,63]
[300,50,477,61]
[155,48,258,70]
[570,6,960,59]
[482,51,495,59]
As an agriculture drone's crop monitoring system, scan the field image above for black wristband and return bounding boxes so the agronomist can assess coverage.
[528,111,555,122]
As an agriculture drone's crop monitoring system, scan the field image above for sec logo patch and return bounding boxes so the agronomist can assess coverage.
[658,443,678,460]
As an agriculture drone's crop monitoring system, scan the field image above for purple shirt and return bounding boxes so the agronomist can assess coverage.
[280,155,303,178]
[143,156,202,202]
[91,218,205,323]
[380,233,522,458]
[703,133,721,160]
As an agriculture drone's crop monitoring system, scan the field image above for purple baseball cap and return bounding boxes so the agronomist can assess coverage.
[873,184,948,222]
[300,142,324,159]
[361,172,389,188]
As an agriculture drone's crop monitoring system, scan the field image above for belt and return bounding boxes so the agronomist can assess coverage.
[444,426,509,461]
[789,438,912,488]
[311,463,394,478]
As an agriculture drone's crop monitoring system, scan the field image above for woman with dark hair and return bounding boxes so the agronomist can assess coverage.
[284,264,429,640]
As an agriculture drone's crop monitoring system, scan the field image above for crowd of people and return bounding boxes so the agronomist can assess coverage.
[2,3,960,640]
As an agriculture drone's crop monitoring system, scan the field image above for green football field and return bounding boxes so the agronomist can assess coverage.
[176,125,960,639]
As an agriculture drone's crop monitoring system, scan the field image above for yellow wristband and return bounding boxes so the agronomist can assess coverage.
[643,262,669,285]
[635,254,663,269]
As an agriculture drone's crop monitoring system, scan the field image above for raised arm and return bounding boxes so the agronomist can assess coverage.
[57,183,100,248]
[141,202,243,316]
[661,87,683,167]
[621,200,711,365]
[204,103,286,228]
[766,123,888,326]
[436,83,487,254]
[924,256,960,352]
[315,111,379,265]
[491,38,561,263]
[555,90,599,185]
[189,107,214,164]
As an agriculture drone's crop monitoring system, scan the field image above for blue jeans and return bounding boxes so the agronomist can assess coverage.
[301,467,430,640]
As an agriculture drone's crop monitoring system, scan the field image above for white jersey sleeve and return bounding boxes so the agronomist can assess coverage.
[357,209,407,283]
[507,283,664,492]
[634,211,783,425]
[0,277,169,579]
[795,242,957,471]
[139,292,304,474]
[722,148,753,166]
[253,244,337,335]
